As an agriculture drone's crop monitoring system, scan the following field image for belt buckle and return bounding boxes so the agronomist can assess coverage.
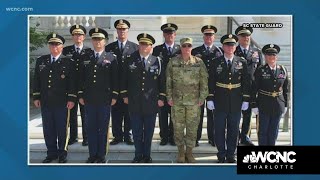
[272,92,277,97]
[227,84,232,90]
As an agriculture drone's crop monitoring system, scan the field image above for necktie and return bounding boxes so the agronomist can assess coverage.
[243,49,247,57]
[168,47,172,56]
[95,53,99,61]
[206,46,210,55]
[52,57,55,64]
[120,42,124,53]
[76,47,80,54]
[271,69,276,77]
[227,60,232,71]
[142,57,146,69]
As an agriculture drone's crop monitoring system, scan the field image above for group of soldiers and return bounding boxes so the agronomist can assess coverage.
[32,18,289,164]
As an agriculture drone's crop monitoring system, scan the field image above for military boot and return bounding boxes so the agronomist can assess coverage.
[177,145,185,163]
[185,147,196,163]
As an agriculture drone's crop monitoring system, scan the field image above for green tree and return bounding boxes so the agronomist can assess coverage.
[30,27,47,51]
[29,18,49,96]
[29,26,48,64]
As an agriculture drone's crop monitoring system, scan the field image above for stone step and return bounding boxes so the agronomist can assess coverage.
[29,139,290,156]
[29,124,291,141]
[29,113,291,129]
[29,140,291,164]
[29,151,228,164]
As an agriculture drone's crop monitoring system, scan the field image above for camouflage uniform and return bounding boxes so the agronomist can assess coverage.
[166,54,208,148]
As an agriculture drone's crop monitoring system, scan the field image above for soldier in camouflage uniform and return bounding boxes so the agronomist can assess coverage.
[166,37,208,163]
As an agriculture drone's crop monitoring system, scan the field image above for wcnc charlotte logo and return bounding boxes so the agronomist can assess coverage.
[237,146,320,174]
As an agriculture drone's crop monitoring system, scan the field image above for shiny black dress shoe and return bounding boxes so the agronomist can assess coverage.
[226,158,236,163]
[110,138,122,145]
[241,141,255,146]
[86,156,97,163]
[42,156,57,163]
[82,139,88,146]
[208,140,215,147]
[96,157,106,163]
[169,139,176,146]
[217,158,225,163]
[195,141,199,147]
[124,138,134,145]
[160,139,168,146]
[58,156,67,163]
[142,156,152,163]
[131,156,143,163]
[68,139,78,145]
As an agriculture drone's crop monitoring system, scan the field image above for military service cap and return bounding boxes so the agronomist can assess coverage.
[235,26,253,36]
[262,44,280,55]
[161,23,178,33]
[137,33,155,45]
[114,19,130,29]
[89,28,108,39]
[220,34,238,45]
[69,24,86,35]
[47,33,65,44]
[201,25,217,34]
[180,37,193,45]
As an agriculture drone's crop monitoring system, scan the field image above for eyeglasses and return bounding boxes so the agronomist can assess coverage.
[182,44,192,48]
[117,28,127,31]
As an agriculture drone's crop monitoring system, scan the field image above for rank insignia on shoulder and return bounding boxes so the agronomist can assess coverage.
[195,54,202,58]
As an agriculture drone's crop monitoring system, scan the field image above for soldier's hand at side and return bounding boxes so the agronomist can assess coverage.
[168,100,173,106]
[79,98,85,105]
[111,99,117,106]
[158,100,164,107]
[207,101,215,110]
[198,101,204,106]
[123,97,128,104]
[282,107,288,117]
[241,102,249,111]
[67,101,75,110]
[34,100,41,108]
